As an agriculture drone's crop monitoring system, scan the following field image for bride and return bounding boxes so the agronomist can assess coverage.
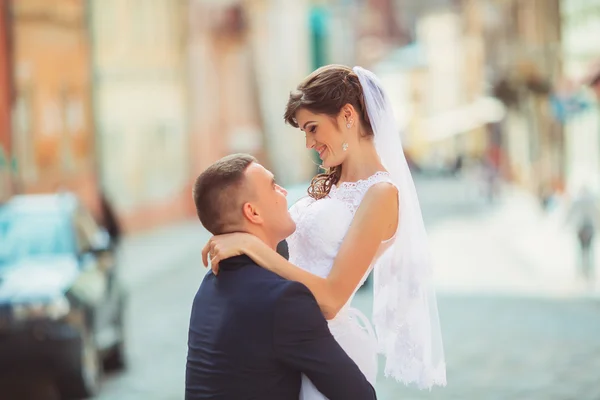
[203,65,446,398]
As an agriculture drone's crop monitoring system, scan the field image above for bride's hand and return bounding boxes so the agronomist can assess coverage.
[202,232,257,275]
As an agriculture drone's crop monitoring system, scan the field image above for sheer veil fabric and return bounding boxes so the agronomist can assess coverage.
[353,66,447,389]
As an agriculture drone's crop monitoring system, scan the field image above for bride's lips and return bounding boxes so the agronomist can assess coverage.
[316,146,327,158]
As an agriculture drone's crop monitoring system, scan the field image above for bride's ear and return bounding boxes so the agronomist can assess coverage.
[341,104,355,120]
[241,202,264,225]
[338,104,356,129]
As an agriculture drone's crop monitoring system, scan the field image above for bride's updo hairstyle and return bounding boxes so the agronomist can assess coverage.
[284,65,374,200]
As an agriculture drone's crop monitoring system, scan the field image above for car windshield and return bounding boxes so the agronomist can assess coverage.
[0,211,75,268]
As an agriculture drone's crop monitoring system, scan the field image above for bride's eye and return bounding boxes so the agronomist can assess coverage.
[309,126,317,134]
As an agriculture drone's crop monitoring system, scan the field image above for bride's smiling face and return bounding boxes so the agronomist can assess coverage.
[295,108,351,168]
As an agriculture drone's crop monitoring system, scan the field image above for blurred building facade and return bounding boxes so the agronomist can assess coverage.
[188,0,362,186]
[560,0,600,194]
[187,0,269,178]
[361,0,599,204]
[0,0,11,202]
[375,0,571,198]
[248,0,328,184]
[370,0,502,168]
[1,0,372,231]
[482,0,600,197]
[416,7,492,161]
[9,0,99,211]
[1,0,598,230]
[89,0,192,231]
[485,0,563,194]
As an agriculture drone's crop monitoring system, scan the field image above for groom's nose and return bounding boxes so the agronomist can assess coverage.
[278,185,288,196]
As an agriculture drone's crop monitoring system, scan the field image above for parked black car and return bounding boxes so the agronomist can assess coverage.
[0,193,126,399]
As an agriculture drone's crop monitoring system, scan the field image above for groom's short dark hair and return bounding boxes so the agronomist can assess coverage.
[193,154,256,235]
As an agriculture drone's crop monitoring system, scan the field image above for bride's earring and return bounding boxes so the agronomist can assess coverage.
[343,119,352,150]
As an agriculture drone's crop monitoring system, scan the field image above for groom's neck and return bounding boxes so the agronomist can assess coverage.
[232,224,278,251]
[248,229,278,251]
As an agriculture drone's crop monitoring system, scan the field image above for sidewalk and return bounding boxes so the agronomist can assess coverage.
[430,184,600,296]
[118,219,210,289]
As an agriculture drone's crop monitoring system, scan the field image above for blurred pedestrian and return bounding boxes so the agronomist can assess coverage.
[480,156,499,203]
[566,186,600,281]
[453,154,464,175]
[98,191,122,249]
[484,144,503,202]
[538,183,555,211]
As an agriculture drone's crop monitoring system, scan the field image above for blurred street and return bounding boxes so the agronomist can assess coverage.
[91,173,600,400]
[1,1,600,399]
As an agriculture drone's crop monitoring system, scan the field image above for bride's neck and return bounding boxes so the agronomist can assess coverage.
[338,140,384,183]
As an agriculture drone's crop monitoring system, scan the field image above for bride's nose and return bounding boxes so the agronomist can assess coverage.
[305,136,315,149]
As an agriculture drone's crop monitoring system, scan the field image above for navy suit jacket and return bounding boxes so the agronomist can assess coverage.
[185,255,377,400]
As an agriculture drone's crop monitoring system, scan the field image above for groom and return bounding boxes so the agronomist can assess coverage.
[186,154,377,400]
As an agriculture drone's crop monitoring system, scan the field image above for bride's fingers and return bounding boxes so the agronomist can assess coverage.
[201,249,208,267]
[211,256,220,275]
[201,242,211,267]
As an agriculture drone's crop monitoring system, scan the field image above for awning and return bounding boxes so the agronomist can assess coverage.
[425,97,506,142]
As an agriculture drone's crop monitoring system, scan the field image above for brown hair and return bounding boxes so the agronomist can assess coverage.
[193,154,256,234]
[284,64,373,199]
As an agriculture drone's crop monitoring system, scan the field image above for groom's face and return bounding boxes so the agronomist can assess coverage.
[243,162,296,243]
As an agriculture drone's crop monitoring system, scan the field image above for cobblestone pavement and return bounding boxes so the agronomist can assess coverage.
[96,266,600,400]
[354,288,600,400]
[97,256,204,400]
[93,174,600,399]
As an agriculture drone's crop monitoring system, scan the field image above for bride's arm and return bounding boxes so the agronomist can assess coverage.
[245,183,399,319]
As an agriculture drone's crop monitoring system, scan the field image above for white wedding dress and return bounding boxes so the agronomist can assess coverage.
[287,171,396,400]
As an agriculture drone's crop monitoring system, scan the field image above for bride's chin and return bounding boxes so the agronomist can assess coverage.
[321,159,338,169]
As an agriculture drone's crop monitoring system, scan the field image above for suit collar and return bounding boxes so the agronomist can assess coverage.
[219,255,253,270]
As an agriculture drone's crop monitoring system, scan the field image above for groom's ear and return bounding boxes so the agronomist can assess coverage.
[241,201,264,225]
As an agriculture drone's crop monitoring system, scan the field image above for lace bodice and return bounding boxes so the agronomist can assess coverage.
[287,171,395,306]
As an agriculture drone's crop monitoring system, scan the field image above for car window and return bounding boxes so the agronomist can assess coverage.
[0,211,75,267]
